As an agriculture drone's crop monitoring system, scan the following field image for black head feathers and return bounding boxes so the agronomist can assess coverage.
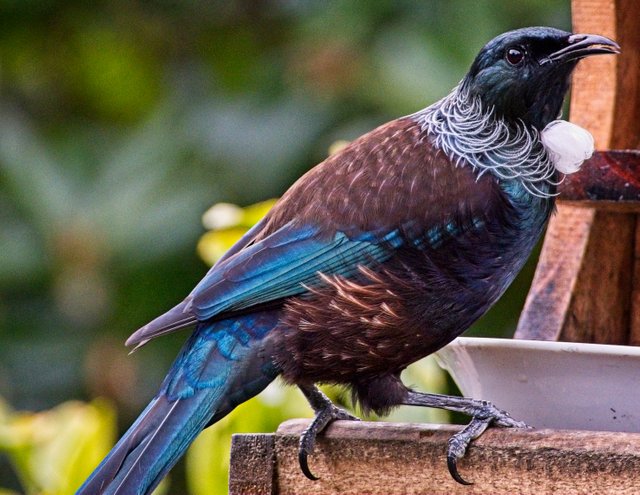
[461,26,619,129]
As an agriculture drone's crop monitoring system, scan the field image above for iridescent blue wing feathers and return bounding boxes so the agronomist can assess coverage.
[128,221,409,347]
[128,116,499,349]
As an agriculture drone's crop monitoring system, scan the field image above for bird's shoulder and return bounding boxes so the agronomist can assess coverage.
[257,115,502,240]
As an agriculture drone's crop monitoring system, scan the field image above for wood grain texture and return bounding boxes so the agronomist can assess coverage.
[228,434,276,495]
[560,151,640,203]
[560,210,634,342]
[568,0,640,149]
[517,0,639,342]
[569,0,617,147]
[229,420,640,495]
[517,206,634,342]
[611,0,640,150]
[515,204,595,340]
[629,218,640,344]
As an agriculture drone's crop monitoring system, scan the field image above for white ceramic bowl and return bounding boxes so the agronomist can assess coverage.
[435,337,640,432]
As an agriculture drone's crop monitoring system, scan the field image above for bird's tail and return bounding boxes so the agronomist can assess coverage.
[76,310,281,495]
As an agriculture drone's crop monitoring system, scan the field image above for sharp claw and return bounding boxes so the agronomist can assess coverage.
[296,385,361,481]
[447,454,473,486]
[403,391,529,484]
[444,403,528,485]
[299,449,319,481]
[446,425,478,486]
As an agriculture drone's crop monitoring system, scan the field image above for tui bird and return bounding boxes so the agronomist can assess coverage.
[77,27,619,494]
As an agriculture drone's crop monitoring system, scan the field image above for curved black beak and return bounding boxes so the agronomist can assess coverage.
[540,33,620,65]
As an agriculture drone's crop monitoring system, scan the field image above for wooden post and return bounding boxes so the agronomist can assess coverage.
[515,0,640,343]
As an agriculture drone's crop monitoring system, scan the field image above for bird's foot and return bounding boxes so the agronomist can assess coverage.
[402,391,529,485]
[446,402,528,485]
[298,384,360,480]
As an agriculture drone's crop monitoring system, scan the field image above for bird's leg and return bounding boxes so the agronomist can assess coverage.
[402,390,528,485]
[297,384,360,480]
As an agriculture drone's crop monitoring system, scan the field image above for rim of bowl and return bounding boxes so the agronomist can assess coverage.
[444,337,640,357]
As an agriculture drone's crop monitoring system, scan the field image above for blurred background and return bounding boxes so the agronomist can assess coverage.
[0,1,569,493]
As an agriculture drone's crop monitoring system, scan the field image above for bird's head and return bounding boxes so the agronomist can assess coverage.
[461,27,619,130]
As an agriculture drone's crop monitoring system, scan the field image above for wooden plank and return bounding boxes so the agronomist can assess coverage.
[558,210,634,343]
[516,204,595,340]
[611,0,640,151]
[516,0,639,342]
[234,419,640,494]
[229,434,277,495]
[569,0,618,147]
[629,218,640,345]
[613,0,640,341]
[516,206,634,341]
[559,151,640,203]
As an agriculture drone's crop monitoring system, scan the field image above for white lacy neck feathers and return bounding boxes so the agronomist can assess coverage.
[414,86,592,198]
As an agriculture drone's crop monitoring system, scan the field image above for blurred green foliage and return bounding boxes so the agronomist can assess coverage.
[0,0,569,493]
[0,398,115,494]
[0,397,170,495]
[197,199,278,265]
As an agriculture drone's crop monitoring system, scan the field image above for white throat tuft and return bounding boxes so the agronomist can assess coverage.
[540,120,594,175]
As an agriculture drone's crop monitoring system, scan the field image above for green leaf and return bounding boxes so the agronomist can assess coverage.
[197,228,250,267]
[198,199,278,266]
[240,199,278,228]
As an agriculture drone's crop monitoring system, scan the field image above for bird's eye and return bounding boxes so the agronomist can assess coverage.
[506,47,525,66]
